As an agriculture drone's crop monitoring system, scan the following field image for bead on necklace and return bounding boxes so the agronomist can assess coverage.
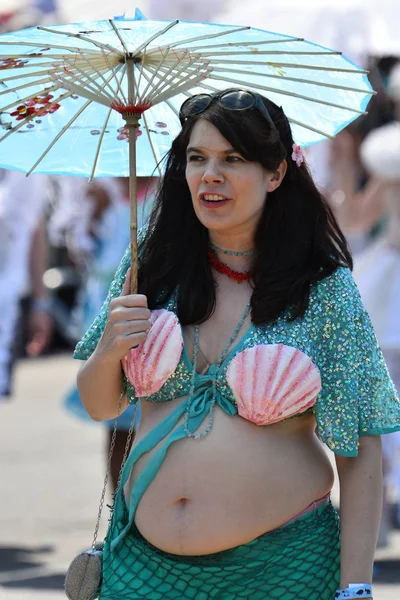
[184,301,251,439]
[208,249,252,283]
[209,241,256,257]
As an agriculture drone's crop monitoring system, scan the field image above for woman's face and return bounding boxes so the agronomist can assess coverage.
[185,120,285,240]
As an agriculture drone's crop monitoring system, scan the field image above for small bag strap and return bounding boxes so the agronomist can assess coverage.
[91,390,137,550]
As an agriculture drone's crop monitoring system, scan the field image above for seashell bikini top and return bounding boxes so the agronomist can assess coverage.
[121,306,321,426]
[74,245,400,549]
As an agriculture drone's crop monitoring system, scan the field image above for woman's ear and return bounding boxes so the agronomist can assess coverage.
[267,159,287,192]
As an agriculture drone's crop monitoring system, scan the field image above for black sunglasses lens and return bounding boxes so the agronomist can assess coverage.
[180,90,275,130]
[220,90,255,111]
[180,95,212,119]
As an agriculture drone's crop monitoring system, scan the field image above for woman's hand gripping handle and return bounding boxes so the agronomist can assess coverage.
[97,268,151,361]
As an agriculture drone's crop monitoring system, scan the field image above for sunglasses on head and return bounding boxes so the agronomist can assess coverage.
[179,89,276,129]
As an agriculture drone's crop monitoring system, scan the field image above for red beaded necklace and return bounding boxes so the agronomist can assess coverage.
[208,249,252,283]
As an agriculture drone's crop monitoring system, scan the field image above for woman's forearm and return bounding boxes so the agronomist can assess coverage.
[77,349,128,421]
[335,435,383,589]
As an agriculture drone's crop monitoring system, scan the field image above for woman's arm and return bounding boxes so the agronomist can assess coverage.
[77,349,128,422]
[27,215,53,356]
[335,435,383,591]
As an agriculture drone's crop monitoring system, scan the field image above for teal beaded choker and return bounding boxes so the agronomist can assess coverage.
[184,301,251,439]
[209,241,256,257]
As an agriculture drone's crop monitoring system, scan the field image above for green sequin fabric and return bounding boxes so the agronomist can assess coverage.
[99,501,340,600]
[74,241,400,457]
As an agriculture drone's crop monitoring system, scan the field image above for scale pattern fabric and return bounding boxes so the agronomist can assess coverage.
[99,501,340,600]
[74,239,400,457]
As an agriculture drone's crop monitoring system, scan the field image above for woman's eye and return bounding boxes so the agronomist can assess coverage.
[226,155,243,163]
[187,155,203,162]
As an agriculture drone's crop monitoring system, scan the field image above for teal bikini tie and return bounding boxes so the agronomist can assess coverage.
[111,371,237,550]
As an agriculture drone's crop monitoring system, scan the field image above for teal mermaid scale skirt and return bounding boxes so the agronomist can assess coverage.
[100,500,340,600]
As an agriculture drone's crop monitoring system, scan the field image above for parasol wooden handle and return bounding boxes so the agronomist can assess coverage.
[124,114,141,295]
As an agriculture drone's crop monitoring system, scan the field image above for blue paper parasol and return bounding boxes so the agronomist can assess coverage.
[0,8,374,290]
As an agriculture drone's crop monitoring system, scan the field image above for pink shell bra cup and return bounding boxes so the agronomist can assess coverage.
[122,309,321,426]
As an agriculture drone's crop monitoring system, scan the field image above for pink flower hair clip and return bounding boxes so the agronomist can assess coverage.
[291,143,304,167]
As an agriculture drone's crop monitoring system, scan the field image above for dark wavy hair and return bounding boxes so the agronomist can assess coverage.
[138,92,352,325]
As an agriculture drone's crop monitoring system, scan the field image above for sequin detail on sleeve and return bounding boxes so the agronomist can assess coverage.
[313,268,400,456]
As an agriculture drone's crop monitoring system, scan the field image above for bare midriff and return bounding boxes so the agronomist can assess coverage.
[125,395,334,556]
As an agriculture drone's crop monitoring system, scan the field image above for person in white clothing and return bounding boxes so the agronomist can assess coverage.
[0,169,52,399]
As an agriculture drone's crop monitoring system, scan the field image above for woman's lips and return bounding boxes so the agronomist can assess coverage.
[199,193,231,208]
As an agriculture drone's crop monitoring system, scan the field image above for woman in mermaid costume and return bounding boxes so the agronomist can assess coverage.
[74,90,400,600]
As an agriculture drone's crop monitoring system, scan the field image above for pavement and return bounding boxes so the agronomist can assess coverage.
[0,353,399,600]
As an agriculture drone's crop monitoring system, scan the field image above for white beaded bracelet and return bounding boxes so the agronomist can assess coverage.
[335,583,373,599]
